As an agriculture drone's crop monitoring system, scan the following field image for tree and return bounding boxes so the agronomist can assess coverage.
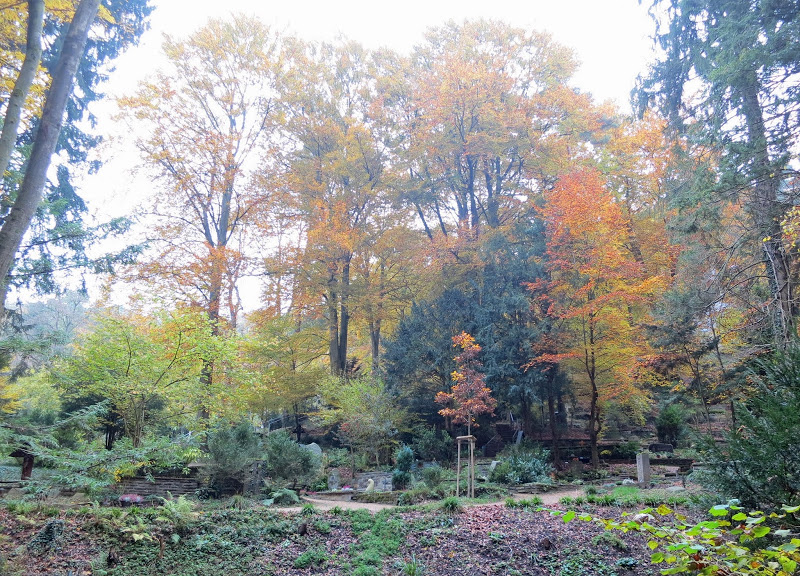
[638,0,800,348]
[400,19,589,236]
[242,313,327,440]
[60,307,225,447]
[118,15,282,331]
[0,0,44,179]
[435,332,496,436]
[278,39,400,375]
[535,169,663,466]
[0,0,152,314]
[697,345,800,509]
[318,375,406,467]
[0,0,102,314]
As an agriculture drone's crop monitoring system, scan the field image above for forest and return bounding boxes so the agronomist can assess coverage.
[1,1,800,575]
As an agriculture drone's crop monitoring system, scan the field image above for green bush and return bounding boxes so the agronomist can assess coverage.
[440,496,463,514]
[490,446,552,485]
[392,469,413,490]
[293,545,327,568]
[397,486,433,506]
[266,487,300,505]
[420,464,444,489]
[655,404,687,447]
[558,503,800,576]
[263,430,319,488]
[392,444,414,489]
[395,445,414,472]
[207,420,261,490]
[411,426,452,462]
[613,440,640,459]
[696,345,800,509]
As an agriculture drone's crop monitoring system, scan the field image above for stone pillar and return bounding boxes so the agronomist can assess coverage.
[636,452,651,486]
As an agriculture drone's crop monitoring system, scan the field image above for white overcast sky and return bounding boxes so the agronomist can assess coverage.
[85,0,656,211]
[110,0,655,104]
[73,0,656,307]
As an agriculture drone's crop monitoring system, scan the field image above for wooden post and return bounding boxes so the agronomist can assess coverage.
[456,439,462,497]
[10,448,34,480]
[470,437,475,498]
[456,435,476,499]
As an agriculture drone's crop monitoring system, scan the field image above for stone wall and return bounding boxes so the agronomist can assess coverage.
[353,472,392,492]
[119,476,199,498]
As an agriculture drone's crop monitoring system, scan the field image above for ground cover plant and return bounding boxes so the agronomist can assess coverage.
[0,496,666,576]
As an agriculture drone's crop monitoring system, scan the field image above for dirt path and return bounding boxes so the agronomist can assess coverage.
[289,487,579,514]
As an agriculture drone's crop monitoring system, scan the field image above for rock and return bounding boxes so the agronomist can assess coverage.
[621,478,636,485]
[665,486,685,492]
[632,513,655,523]
[302,443,323,456]
[3,488,24,500]
[648,443,674,453]
[489,460,501,473]
[328,470,341,491]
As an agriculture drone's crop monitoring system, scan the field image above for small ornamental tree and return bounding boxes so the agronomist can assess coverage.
[435,332,497,436]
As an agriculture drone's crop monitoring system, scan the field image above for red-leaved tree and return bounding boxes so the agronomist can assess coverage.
[435,332,497,436]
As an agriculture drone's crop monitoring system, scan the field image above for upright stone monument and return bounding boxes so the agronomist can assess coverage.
[636,452,651,486]
[327,469,341,491]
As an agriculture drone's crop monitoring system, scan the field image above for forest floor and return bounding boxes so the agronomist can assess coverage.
[0,491,687,576]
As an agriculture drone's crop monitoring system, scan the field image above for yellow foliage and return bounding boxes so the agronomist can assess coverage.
[0,375,22,414]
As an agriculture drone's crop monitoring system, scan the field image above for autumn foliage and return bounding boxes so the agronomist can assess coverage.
[435,332,497,434]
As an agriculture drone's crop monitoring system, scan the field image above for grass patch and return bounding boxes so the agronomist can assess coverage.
[294,545,327,568]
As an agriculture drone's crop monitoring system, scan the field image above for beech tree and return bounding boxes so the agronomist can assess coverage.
[118,16,282,331]
[278,39,399,375]
[402,20,589,236]
[534,169,664,467]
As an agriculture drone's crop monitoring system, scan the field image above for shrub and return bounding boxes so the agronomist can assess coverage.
[155,494,198,534]
[420,464,444,489]
[592,531,629,551]
[294,546,327,568]
[393,444,415,489]
[411,426,452,462]
[207,420,261,491]
[397,486,432,506]
[696,345,800,509]
[395,445,414,472]
[613,440,640,460]
[263,430,319,488]
[392,469,413,490]
[655,404,686,447]
[490,446,552,485]
[440,496,463,514]
[267,487,300,505]
[559,503,800,576]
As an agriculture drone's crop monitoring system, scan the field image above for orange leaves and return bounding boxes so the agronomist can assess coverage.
[435,331,496,429]
[536,168,659,426]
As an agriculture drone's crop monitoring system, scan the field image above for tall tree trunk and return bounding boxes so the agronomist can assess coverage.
[0,0,102,316]
[547,390,561,465]
[0,0,44,179]
[739,79,795,347]
[338,257,350,373]
[584,308,601,468]
[369,260,385,372]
